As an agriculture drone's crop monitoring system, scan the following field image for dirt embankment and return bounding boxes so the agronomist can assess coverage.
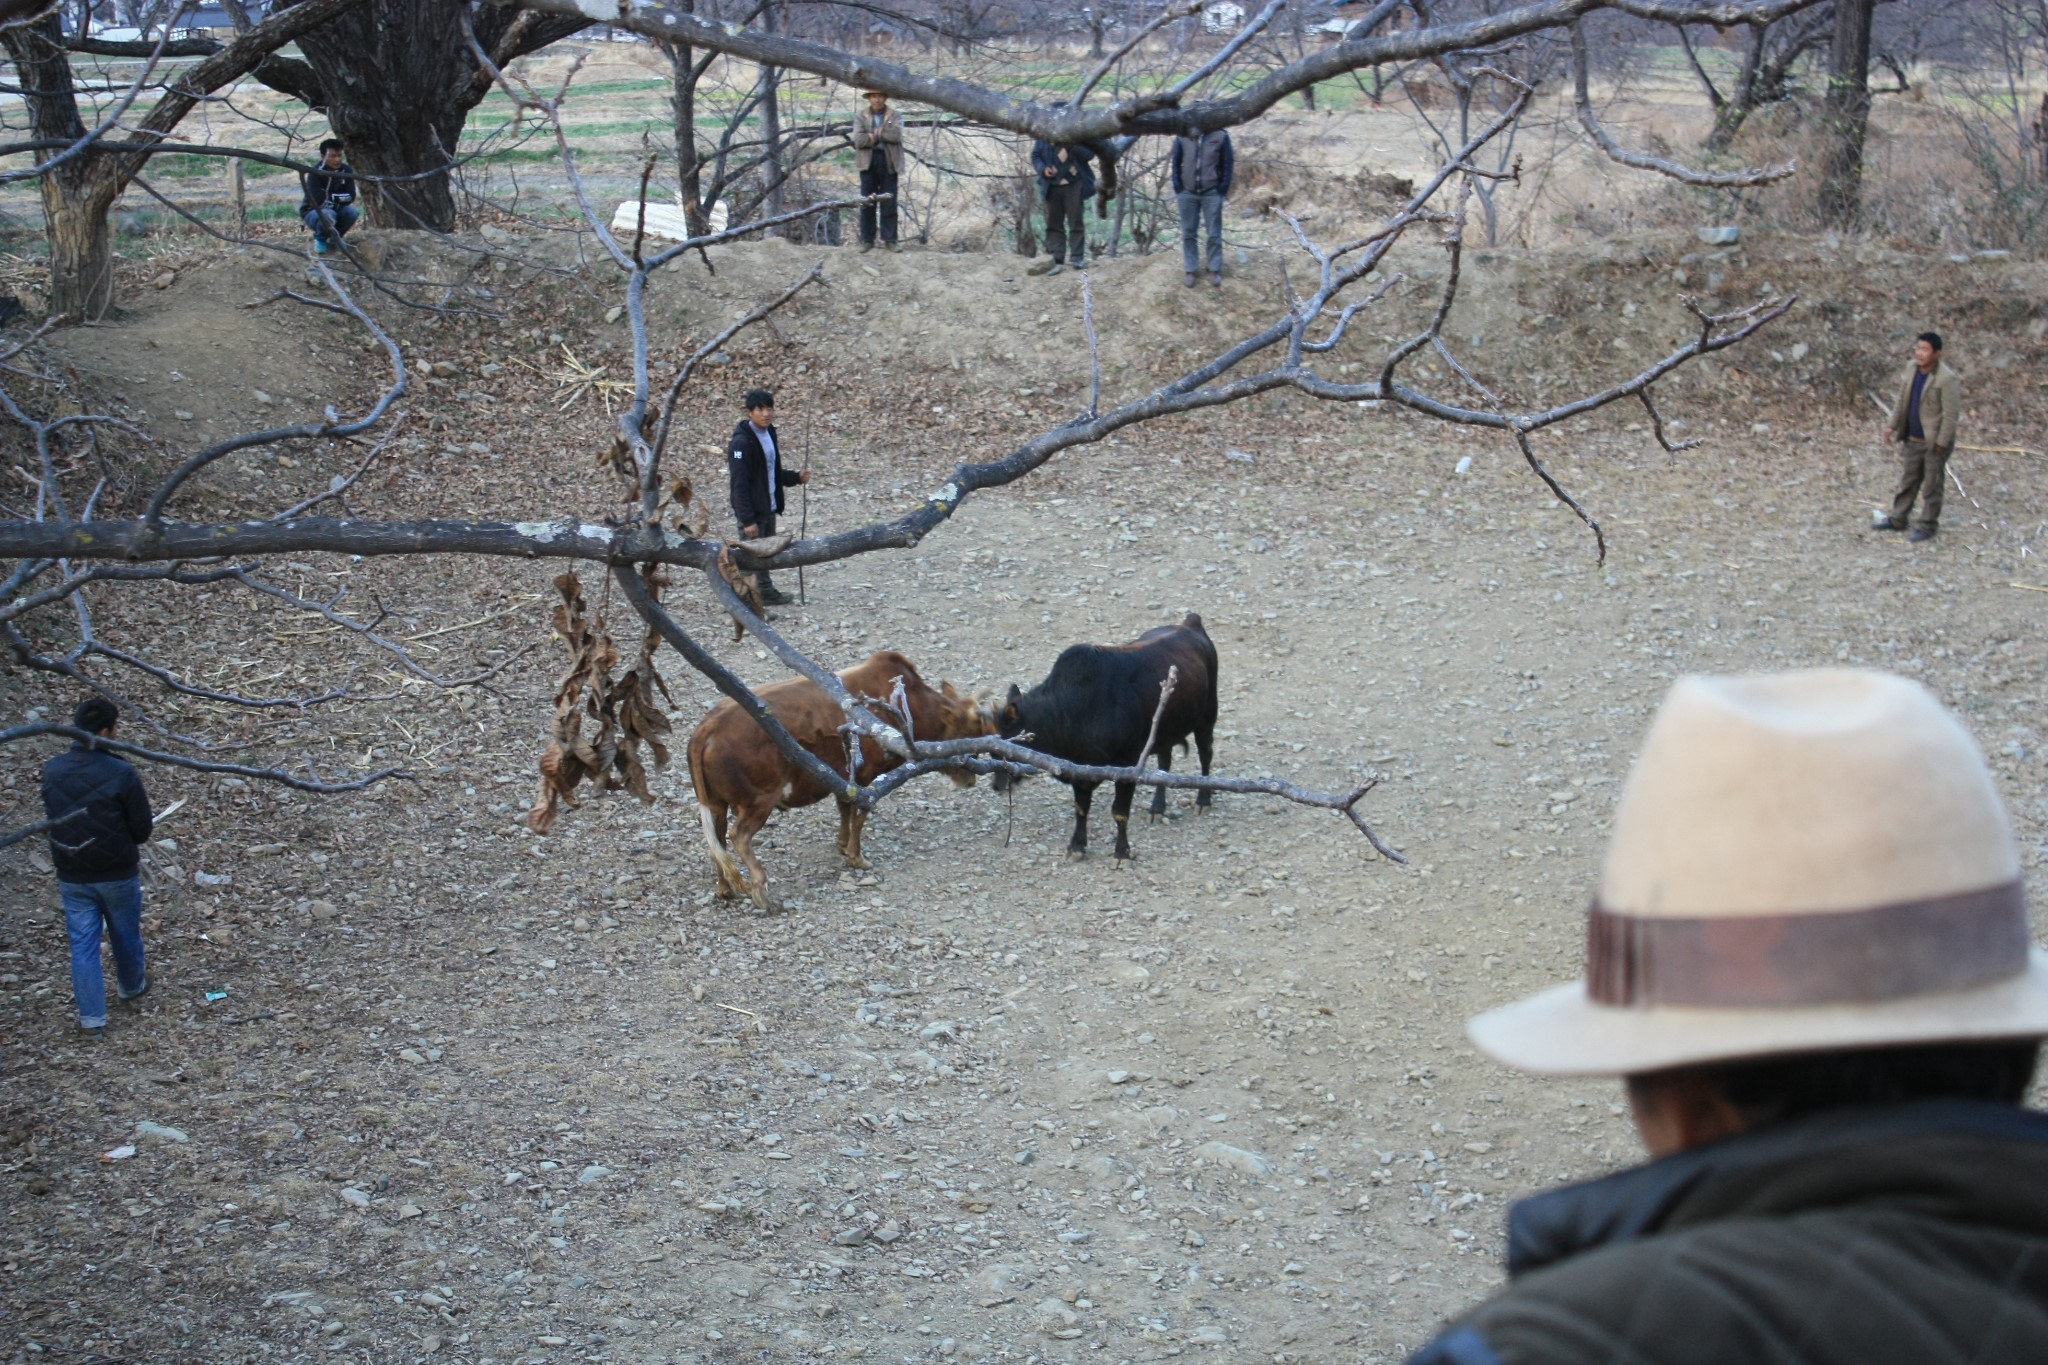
[1,230,2043,1365]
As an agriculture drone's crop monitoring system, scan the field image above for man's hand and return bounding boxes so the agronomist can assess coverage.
[1042,165,1056,177]
[743,523,759,538]
[796,470,811,484]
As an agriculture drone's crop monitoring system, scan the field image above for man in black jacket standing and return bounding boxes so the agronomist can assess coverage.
[727,389,808,606]
[1408,669,2048,1365]
[301,138,358,255]
[40,698,153,1036]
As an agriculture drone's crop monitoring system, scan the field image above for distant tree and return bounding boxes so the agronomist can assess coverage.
[248,0,592,232]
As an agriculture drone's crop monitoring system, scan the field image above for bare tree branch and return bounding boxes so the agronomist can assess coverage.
[1570,22,1795,186]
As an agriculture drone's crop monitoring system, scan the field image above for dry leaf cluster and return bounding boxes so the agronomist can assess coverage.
[527,570,673,833]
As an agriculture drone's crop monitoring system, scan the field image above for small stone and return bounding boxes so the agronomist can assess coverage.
[1188,1324,1229,1345]
[1283,1260,1305,1274]
[397,1204,423,1219]
[340,1187,371,1208]
[1697,225,1740,245]
[1463,1141,1494,1154]
[572,917,592,932]
[1056,1229,1090,1243]
[1790,341,1810,361]
[872,1220,903,1244]
[538,1337,568,1348]
[918,1021,959,1043]
[832,1227,869,1246]
[308,900,338,921]
[1105,1069,1131,1085]
[397,1048,427,1065]
[173,409,194,421]
[251,390,274,406]
[604,305,626,324]
[134,1120,188,1143]
[1193,1141,1275,1178]
[577,1164,610,1184]
[152,271,175,289]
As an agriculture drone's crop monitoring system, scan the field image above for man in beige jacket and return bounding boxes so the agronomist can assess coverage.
[852,89,903,251]
[1877,330,1961,543]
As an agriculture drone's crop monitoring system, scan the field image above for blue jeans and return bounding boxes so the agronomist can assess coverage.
[1178,191,1224,275]
[304,204,358,245]
[62,876,146,1029]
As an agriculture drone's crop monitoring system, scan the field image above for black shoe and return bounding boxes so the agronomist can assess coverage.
[1908,526,1936,543]
[1871,517,1904,532]
[759,586,795,606]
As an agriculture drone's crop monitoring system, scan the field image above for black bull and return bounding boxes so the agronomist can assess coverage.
[993,614,1220,860]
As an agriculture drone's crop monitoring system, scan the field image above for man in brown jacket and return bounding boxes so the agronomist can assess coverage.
[851,89,903,251]
[1407,669,2048,1365]
[1876,330,1961,542]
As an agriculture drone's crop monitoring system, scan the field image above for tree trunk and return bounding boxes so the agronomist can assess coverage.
[289,0,473,231]
[44,184,117,321]
[758,0,786,230]
[1089,9,1106,58]
[1,15,118,319]
[663,36,709,235]
[1818,0,1875,228]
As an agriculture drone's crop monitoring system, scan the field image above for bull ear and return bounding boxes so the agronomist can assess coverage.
[942,681,959,699]
[1006,683,1021,706]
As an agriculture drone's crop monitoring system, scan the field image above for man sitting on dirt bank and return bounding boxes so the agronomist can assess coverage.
[40,698,154,1038]
[1874,330,1961,543]
[301,139,358,256]
[728,388,809,607]
[1408,668,2048,1365]
[1027,133,1097,277]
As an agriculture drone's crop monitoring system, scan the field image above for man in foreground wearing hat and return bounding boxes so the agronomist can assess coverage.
[1410,668,2048,1364]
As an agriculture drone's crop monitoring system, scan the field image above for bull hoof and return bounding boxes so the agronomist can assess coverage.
[1065,847,1088,862]
[714,883,739,901]
[1196,799,1214,813]
[843,854,872,870]
[1115,847,1136,862]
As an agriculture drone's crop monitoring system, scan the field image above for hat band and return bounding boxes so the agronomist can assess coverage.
[1587,879,2028,1008]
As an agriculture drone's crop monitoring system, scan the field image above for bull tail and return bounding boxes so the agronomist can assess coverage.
[688,737,745,890]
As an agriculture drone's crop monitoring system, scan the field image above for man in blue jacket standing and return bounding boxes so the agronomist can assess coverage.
[727,389,809,606]
[1172,127,1233,289]
[40,698,153,1036]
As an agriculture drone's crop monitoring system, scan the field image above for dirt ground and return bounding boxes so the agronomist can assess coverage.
[2,225,2045,1365]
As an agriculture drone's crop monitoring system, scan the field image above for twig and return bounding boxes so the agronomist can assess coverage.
[1570,24,1794,187]
[1081,268,1102,417]
[1133,665,1179,773]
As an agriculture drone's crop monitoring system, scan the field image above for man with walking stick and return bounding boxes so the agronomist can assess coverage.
[728,388,809,607]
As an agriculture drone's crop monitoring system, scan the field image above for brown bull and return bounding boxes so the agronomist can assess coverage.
[686,650,992,910]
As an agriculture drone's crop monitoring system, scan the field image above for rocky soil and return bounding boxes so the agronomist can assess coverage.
[1,228,2044,1365]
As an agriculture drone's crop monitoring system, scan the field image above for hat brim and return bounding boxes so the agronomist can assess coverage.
[1469,947,2048,1077]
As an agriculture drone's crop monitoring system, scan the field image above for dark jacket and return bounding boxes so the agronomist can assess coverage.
[1408,1101,2048,1365]
[1171,131,1234,197]
[727,419,801,529]
[301,163,357,214]
[40,743,152,883]
[1030,140,1096,201]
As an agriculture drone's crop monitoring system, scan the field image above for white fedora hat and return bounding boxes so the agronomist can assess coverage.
[1470,669,2047,1076]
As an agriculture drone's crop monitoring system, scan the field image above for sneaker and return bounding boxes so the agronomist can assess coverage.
[1870,516,1903,532]
[313,239,329,256]
[859,240,874,253]
[1046,263,1064,276]
[1209,271,1223,288]
[1185,272,1197,288]
[1073,257,1088,270]
[80,1023,105,1038]
[1908,526,1937,543]
[760,586,796,606]
[119,980,149,1005]
[1026,259,1059,276]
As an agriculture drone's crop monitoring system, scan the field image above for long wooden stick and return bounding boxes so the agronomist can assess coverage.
[798,403,809,606]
